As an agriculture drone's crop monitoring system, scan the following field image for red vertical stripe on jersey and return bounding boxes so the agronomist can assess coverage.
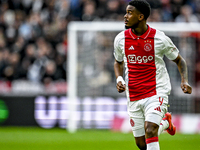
[124,27,157,101]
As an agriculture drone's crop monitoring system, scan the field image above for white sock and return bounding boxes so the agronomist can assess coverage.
[146,137,160,150]
[158,120,169,136]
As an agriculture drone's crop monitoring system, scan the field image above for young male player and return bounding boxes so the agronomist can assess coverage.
[113,0,192,150]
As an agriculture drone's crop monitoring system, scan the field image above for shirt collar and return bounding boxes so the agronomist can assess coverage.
[129,24,151,39]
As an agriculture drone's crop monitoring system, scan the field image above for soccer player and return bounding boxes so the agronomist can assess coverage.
[113,0,192,150]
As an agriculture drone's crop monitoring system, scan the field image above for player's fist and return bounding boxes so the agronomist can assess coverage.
[116,81,126,93]
[181,82,192,94]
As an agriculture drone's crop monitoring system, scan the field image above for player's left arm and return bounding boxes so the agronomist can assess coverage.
[172,54,192,94]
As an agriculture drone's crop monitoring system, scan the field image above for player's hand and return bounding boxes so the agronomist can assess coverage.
[181,82,192,94]
[116,81,126,93]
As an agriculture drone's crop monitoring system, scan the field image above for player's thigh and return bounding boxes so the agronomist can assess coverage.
[131,120,145,137]
[128,100,146,137]
[144,95,168,125]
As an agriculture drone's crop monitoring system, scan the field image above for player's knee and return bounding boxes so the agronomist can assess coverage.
[145,123,159,137]
[145,127,156,137]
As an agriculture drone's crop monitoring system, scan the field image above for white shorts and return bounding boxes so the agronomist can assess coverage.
[127,95,168,137]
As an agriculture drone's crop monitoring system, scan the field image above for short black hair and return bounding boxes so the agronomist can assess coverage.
[128,0,151,20]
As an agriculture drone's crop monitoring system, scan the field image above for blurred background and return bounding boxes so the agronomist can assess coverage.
[0,0,200,148]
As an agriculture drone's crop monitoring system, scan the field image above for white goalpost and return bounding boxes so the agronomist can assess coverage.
[67,22,124,133]
[67,21,200,133]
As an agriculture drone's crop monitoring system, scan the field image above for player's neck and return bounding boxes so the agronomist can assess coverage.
[132,23,148,36]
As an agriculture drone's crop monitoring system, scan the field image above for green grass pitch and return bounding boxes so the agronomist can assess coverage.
[0,127,200,150]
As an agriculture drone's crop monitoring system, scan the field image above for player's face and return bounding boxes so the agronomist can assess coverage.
[124,5,142,29]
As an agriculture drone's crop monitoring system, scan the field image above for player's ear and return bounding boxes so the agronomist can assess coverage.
[138,14,144,21]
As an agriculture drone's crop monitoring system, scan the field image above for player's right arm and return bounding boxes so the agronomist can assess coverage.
[114,60,126,93]
[113,31,126,93]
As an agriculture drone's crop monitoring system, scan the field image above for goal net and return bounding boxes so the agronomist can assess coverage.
[67,22,199,132]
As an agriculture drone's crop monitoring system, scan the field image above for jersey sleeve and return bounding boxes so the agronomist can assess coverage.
[163,35,179,60]
[113,32,124,62]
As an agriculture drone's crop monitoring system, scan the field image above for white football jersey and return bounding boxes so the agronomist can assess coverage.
[114,25,179,101]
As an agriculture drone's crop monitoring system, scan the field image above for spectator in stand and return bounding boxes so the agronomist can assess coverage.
[11,36,26,55]
[29,12,43,40]
[160,0,173,22]
[0,48,10,80]
[170,0,186,20]
[175,4,199,22]
[147,0,162,9]
[82,1,99,21]
[42,59,65,85]
[0,28,6,49]
[27,37,48,82]
[148,9,162,22]
[2,52,21,81]
[19,44,36,79]
[186,0,200,21]
[95,0,107,19]
[69,0,83,20]
[56,0,70,19]
[105,0,124,20]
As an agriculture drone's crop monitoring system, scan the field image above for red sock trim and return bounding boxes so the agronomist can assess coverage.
[146,137,158,144]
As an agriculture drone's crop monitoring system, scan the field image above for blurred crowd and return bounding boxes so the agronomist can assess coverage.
[0,0,68,85]
[0,0,200,87]
[71,0,200,22]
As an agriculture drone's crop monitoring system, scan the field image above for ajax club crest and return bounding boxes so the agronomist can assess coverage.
[144,43,152,51]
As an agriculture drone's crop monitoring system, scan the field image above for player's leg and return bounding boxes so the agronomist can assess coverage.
[131,127,146,150]
[144,114,162,150]
[128,99,146,150]
[158,118,169,135]
[134,135,146,150]
[143,95,168,150]
[144,95,173,137]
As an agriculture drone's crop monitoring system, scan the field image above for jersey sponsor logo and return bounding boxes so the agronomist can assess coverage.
[128,54,154,63]
[144,43,152,51]
[128,46,135,50]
